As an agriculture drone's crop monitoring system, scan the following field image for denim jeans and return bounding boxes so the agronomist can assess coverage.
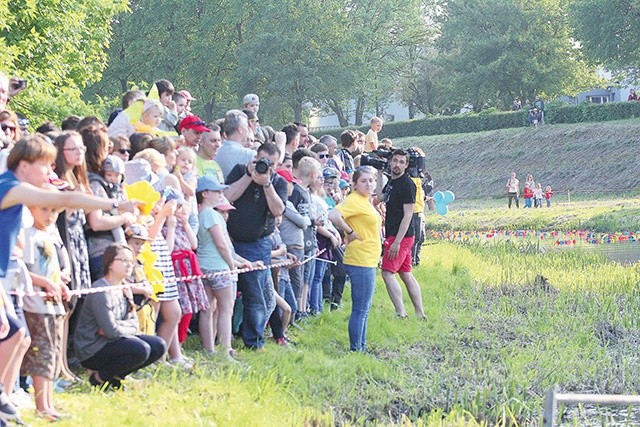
[279,276,298,315]
[309,259,328,313]
[234,237,271,349]
[345,265,376,352]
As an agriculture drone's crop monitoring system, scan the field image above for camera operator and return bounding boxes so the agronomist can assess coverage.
[224,143,287,350]
[0,72,26,112]
[376,149,426,319]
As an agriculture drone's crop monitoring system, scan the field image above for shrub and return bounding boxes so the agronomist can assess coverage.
[313,101,640,140]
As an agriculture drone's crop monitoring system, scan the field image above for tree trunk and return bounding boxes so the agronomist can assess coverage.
[204,98,216,123]
[326,99,349,127]
[408,103,416,120]
[120,78,128,94]
[354,96,366,126]
[292,100,303,123]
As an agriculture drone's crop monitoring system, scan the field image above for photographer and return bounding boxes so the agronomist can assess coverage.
[224,143,287,350]
[376,149,426,319]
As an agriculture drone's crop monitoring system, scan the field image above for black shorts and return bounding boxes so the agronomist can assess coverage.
[0,314,25,343]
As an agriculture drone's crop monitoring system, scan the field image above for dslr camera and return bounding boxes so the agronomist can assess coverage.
[254,158,272,174]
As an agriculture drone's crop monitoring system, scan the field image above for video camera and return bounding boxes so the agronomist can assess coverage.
[360,147,426,177]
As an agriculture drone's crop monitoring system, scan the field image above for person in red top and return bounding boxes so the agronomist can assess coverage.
[545,185,554,207]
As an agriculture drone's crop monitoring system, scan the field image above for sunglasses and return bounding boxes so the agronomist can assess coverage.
[118,149,131,154]
[318,153,330,159]
[1,123,16,132]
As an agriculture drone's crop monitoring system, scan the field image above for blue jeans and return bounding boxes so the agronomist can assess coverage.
[234,237,271,349]
[278,275,298,315]
[345,265,376,352]
[309,260,328,313]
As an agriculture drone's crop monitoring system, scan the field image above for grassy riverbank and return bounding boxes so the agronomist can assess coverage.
[21,197,640,426]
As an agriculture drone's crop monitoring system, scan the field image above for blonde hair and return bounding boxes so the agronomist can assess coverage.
[296,156,321,178]
[134,148,166,171]
[176,146,195,160]
[370,117,383,124]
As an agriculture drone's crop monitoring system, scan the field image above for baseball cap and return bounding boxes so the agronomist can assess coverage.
[243,93,259,105]
[125,223,152,241]
[339,179,350,189]
[163,186,185,205]
[322,167,340,180]
[276,168,295,183]
[215,195,235,211]
[103,155,125,175]
[178,115,210,133]
[124,158,159,186]
[196,175,228,193]
[179,90,196,101]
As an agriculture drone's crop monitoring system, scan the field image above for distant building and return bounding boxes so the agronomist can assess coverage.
[308,96,424,131]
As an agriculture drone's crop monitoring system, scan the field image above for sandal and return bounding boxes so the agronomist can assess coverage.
[35,409,60,422]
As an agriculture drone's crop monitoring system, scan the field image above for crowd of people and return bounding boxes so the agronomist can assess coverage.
[0,73,435,423]
[505,172,553,209]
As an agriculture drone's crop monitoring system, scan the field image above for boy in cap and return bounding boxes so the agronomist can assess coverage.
[242,94,260,114]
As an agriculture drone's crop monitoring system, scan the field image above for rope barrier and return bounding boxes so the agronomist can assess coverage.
[427,229,640,246]
[8,249,324,299]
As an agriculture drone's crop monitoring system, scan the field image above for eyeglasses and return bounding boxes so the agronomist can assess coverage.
[114,258,136,265]
[1,124,16,132]
[118,149,131,154]
[63,146,86,153]
[191,121,206,127]
[318,154,330,159]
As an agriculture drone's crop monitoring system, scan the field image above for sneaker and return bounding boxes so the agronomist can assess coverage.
[0,390,19,422]
[10,389,33,410]
[169,356,194,370]
[274,337,287,346]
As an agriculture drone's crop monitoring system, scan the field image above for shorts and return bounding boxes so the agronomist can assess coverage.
[0,313,24,343]
[202,269,237,290]
[21,312,64,380]
[381,235,414,274]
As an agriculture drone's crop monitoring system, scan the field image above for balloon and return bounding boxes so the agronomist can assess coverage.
[436,204,449,216]
[443,191,455,204]
[433,191,445,203]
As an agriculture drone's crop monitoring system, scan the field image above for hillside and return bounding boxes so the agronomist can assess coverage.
[394,118,640,199]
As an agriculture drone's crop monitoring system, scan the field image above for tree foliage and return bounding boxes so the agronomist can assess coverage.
[571,0,640,74]
[435,0,597,111]
[0,0,128,125]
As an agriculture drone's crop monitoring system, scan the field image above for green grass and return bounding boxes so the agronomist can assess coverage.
[24,198,640,426]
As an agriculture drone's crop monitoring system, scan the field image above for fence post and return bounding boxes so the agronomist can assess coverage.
[543,385,559,427]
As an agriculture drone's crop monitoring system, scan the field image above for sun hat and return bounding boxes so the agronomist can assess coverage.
[196,175,228,193]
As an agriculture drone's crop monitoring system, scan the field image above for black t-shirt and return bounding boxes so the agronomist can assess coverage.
[383,173,416,237]
[226,165,288,242]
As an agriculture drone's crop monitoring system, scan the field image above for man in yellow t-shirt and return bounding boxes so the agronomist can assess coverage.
[195,124,224,183]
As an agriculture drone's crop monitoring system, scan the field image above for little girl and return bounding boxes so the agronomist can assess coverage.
[162,191,209,348]
[173,147,198,233]
[533,183,543,208]
[134,100,164,135]
[23,206,70,421]
[545,185,554,207]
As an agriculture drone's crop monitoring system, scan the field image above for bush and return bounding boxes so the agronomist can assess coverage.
[312,101,640,140]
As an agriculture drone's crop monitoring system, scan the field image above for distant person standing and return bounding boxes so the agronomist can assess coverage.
[505,172,519,209]
[534,97,545,125]
[628,89,638,101]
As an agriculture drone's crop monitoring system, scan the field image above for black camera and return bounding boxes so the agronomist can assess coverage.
[360,148,392,170]
[254,158,272,174]
[11,79,26,90]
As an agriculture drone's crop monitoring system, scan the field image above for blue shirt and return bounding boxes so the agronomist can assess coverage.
[197,207,232,271]
[0,171,22,278]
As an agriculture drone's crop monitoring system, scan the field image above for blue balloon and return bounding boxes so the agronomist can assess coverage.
[436,204,449,216]
[443,191,455,204]
[433,191,445,203]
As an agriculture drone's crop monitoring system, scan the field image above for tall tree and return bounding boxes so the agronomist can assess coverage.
[85,0,249,122]
[436,0,597,111]
[0,0,128,124]
[571,0,640,75]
